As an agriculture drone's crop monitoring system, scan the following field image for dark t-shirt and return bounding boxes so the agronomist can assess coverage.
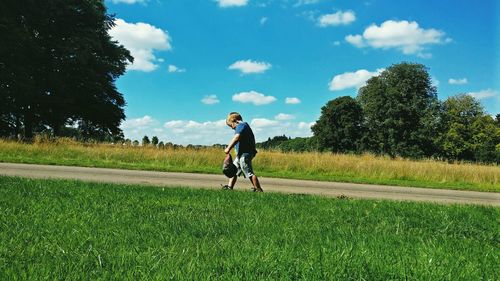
[234,122,257,156]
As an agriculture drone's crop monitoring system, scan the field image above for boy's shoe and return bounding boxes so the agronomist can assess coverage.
[251,187,263,192]
[221,184,233,190]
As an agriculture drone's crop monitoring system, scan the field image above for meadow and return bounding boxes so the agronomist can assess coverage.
[0,176,498,280]
[0,139,498,192]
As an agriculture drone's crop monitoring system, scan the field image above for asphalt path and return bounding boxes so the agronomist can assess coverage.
[0,162,498,206]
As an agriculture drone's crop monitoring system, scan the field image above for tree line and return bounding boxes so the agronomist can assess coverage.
[260,63,499,163]
[0,0,131,141]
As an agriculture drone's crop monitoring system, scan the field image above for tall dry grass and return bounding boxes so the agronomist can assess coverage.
[0,139,498,191]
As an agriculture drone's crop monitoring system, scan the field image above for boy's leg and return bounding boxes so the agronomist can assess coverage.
[250,175,263,192]
[228,176,237,189]
[240,153,263,192]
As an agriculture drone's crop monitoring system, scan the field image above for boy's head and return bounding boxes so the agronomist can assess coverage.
[226,112,242,129]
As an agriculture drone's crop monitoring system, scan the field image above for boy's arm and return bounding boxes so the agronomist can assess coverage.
[224,134,240,154]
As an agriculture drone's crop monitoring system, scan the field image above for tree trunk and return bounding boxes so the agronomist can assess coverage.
[23,106,34,141]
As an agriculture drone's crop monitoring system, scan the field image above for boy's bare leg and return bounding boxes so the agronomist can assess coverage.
[227,176,237,189]
[250,175,263,192]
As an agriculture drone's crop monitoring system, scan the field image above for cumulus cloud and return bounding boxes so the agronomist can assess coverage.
[162,118,314,145]
[122,116,315,145]
[275,113,295,120]
[294,0,320,7]
[345,20,449,57]
[250,118,314,140]
[449,78,468,85]
[345,34,365,47]
[109,19,171,72]
[298,121,315,129]
[251,118,279,128]
[329,68,384,91]
[160,119,231,145]
[228,60,272,74]
[201,95,220,105]
[318,11,356,27]
[168,65,186,73]
[217,0,248,8]
[285,97,301,104]
[232,91,277,105]
[121,115,157,129]
[467,89,498,100]
[120,116,160,140]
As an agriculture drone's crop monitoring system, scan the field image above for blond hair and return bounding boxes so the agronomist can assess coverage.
[226,112,242,126]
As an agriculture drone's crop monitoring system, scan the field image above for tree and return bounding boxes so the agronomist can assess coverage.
[279,137,317,152]
[257,135,290,150]
[470,115,499,163]
[0,0,132,140]
[311,96,364,153]
[142,135,150,146]
[151,136,159,146]
[437,94,499,162]
[357,62,440,158]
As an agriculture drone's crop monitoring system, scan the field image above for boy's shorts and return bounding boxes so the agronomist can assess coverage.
[234,153,255,178]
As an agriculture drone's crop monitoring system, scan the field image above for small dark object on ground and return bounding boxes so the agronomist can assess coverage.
[336,194,350,200]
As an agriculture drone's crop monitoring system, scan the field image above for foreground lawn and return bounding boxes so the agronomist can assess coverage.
[0,177,498,280]
[0,139,498,192]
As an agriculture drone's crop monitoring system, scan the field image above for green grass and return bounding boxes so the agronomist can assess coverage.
[0,177,498,280]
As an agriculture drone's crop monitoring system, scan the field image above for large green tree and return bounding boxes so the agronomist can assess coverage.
[0,0,132,140]
[311,96,364,153]
[437,94,499,162]
[357,63,440,158]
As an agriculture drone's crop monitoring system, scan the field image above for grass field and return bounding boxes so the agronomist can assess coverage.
[0,139,498,192]
[0,176,498,280]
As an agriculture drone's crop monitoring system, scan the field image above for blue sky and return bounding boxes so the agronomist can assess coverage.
[106,0,499,145]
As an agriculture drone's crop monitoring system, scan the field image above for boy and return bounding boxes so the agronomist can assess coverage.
[222,112,263,192]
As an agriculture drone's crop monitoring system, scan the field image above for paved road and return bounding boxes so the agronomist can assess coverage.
[0,162,498,206]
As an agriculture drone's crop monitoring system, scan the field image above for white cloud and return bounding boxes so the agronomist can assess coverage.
[345,20,449,57]
[298,121,315,129]
[201,95,220,105]
[318,11,356,27]
[294,0,320,7]
[251,118,279,128]
[217,0,248,8]
[250,118,314,140]
[121,115,157,129]
[345,34,365,47]
[109,19,171,72]
[275,113,295,121]
[228,60,272,74]
[449,78,468,85]
[232,91,277,105]
[168,65,186,73]
[467,89,498,100]
[285,97,301,104]
[260,17,268,25]
[432,77,440,88]
[160,119,232,145]
[123,116,315,145]
[329,68,384,91]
